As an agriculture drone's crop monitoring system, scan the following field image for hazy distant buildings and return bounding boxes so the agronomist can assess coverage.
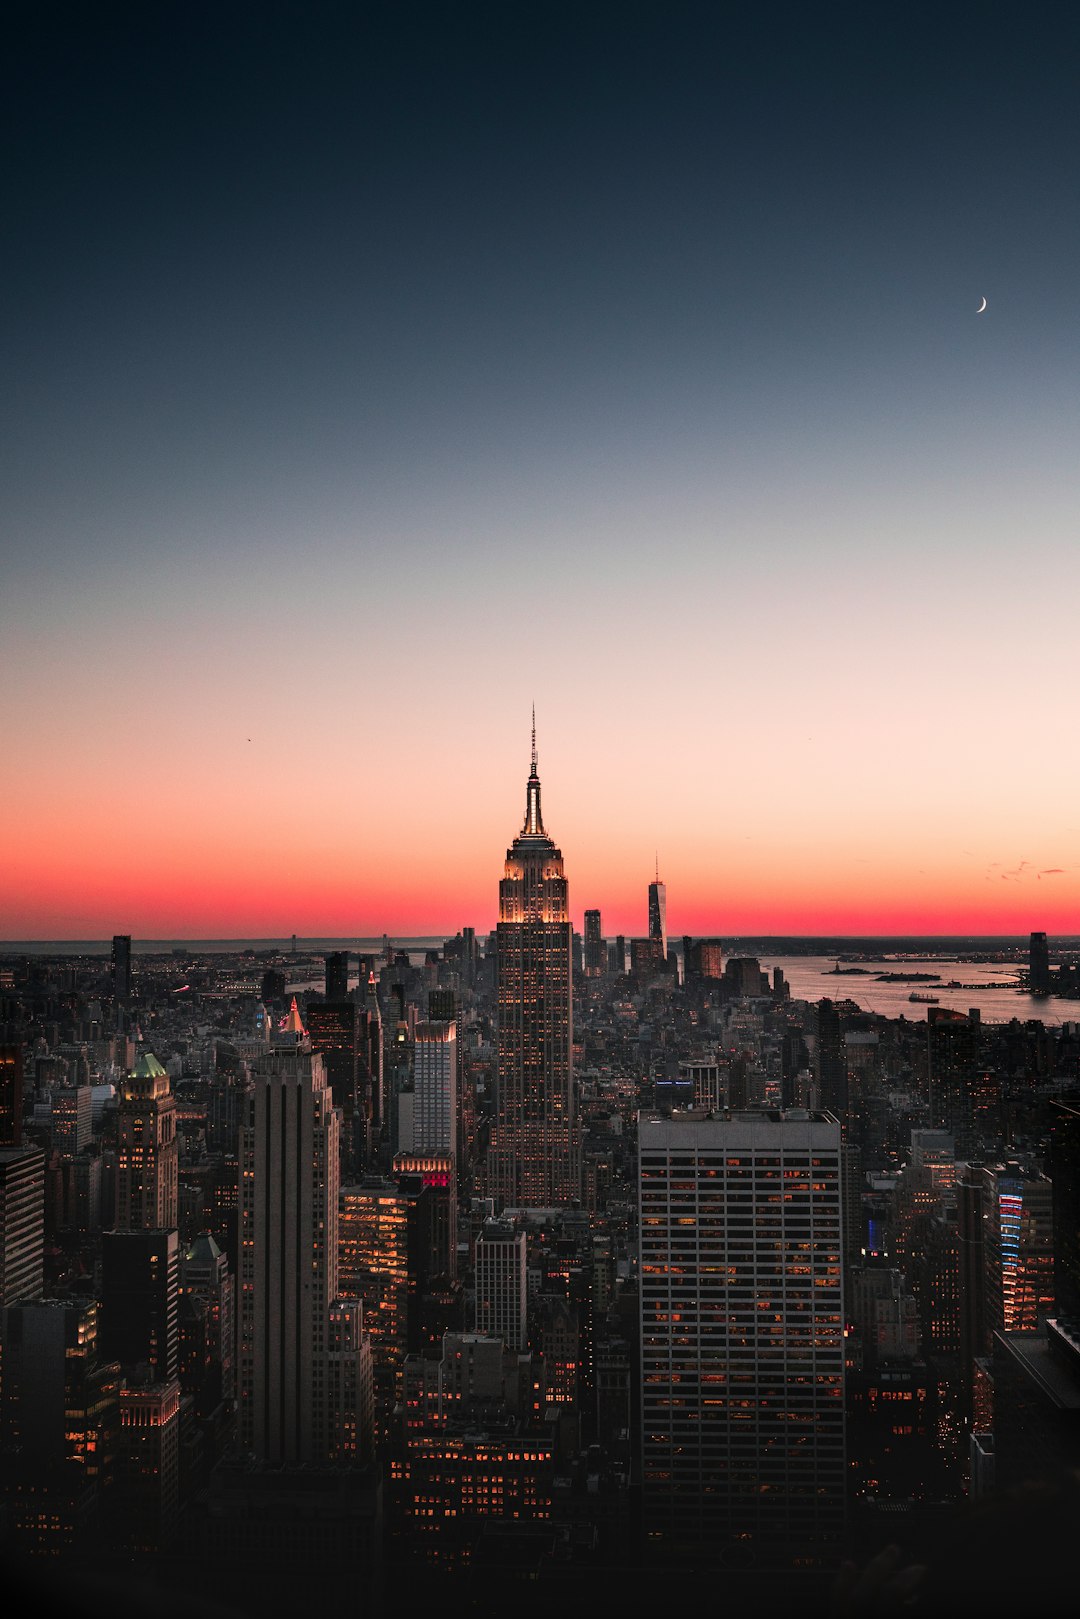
[488,728,578,1208]
[683,937,723,982]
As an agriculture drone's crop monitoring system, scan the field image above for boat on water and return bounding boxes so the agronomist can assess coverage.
[909,992,940,1003]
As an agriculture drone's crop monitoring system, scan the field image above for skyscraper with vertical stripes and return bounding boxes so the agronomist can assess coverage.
[488,721,578,1208]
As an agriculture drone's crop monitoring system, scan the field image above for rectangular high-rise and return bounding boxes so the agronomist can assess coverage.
[0,1046,24,1148]
[648,872,667,960]
[583,909,604,975]
[474,1218,528,1352]
[1029,930,1051,995]
[638,1110,846,1561]
[0,1148,45,1307]
[489,728,578,1208]
[412,1021,457,1158]
[238,1046,340,1463]
[116,1052,178,1230]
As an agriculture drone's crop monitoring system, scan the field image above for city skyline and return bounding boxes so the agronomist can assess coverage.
[6,4,1080,938]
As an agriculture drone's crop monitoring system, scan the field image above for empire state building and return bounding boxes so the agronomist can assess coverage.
[489,725,579,1208]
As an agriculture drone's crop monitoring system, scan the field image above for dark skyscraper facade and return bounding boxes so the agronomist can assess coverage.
[325,951,350,1001]
[648,870,667,960]
[1030,930,1051,995]
[0,1047,23,1148]
[488,727,578,1208]
[583,908,604,975]
[112,934,132,1026]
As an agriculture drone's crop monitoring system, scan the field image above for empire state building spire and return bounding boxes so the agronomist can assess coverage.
[490,718,579,1209]
[523,705,544,837]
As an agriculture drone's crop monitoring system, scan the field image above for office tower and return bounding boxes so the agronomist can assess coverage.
[116,1052,178,1230]
[326,1296,374,1463]
[979,1163,1055,1340]
[238,1047,340,1463]
[112,934,132,1021]
[679,1059,723,1111]
[0,1147,45,1306]
[50,1081,92,1157]
[307,997,363,1176]
[101,1227,179,1381]
[358,981,384,1142]
[179,1232,235,1406]
[0,1045,24,1147]
[1029,930,1051,995]
[957,1165,986,1415]
[326,951,350,1000]
[114,1380,181,1553]
[1050,1099,1080,1330]
[638,1110,846,1560]
[339,1178,410,1421]
[631,936,665,976]
[816,998,848,1117]
[648,866,667,960]
[260,967,286,1006]
[489,725,578,1208]
[473,1218,528,1351]
[0,1297,101,1461]
[393,1153,457,1280]
[683,937,724,981]
[781,1028,810,1110]
[583,909,604,975]
[412,1021,457,1158]
[926,1007,979,1147]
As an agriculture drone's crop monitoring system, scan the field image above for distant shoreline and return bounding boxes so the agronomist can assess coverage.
[1,932,1076,957]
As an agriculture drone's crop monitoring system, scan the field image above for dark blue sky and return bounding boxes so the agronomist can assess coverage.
[5,2,1080,933]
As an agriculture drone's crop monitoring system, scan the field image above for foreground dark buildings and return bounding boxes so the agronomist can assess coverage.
[3,796,1080,1613]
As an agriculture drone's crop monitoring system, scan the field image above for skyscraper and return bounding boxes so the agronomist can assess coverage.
[638,1110,846,1560]
[0,1046,24,1148]
[112,934,132,1026]
[325,951,350,1001]
[488,722,578,1208]
[473,1218,528,1352]
[0,1148,44,1307]
[238,1046,341,1463]
[1029,930,1051,995]
[583,909,604,976]
[116,1052,178,1231]
[411,1021,457,1158]
[100,1227,179,1382]
[648,864,667,960]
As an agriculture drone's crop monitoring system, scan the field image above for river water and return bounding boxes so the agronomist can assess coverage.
[757,954,1074,1025]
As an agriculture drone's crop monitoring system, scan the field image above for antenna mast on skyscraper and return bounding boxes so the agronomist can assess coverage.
[531,704,537,776]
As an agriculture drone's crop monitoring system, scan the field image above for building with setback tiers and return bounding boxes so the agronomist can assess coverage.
[489,723,578,1208]
[238,1046,346,1463]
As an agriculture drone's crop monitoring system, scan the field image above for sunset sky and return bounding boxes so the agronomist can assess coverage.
[5,2,1080,939]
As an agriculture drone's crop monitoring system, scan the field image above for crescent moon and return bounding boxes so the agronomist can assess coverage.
[977,296,987,312]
